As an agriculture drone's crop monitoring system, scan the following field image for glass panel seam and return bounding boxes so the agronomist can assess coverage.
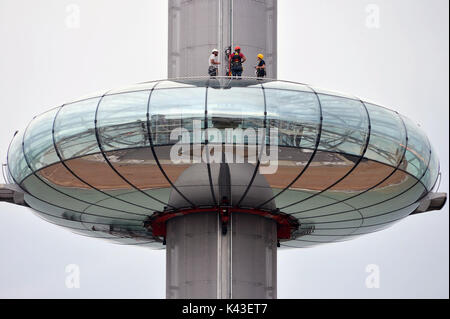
[145,82,196,208]
[204,81,218,206]
[94,90,171,208]
[292,146,433,220]
[236,83,267,207]
[51,104,157,215]
[255,84,324,209]
[293,109,410,215]
[279,98,372,210]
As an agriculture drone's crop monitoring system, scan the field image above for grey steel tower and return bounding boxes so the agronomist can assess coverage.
[168,0,277,78]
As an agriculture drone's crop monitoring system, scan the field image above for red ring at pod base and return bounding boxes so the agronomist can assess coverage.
[145,207,300,240]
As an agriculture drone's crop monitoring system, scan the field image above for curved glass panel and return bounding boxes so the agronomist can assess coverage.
[21,174,146,224]
[97,91,151,152]
[242,89,322,205]
[209,78,264,89]
[288,168,417,217]
[313,87,359,100]
[67,89,107,105]
[153,145,212,209]
[23,108,60,171]
[284,159,397,212]
[263,81,312,92]
[100,148,169,211]
[29,205,156,245]
[7,130,32,183]
[37,161,156,214]
[108,81,157,95]
[4,163,14,184]
[208,86,265,134]
[318,94,369,156]
[147,87,209,209]
[266,89,320,148]
[62,154,172,208]
[156,79,206,90]
[25,195,138,240]
[275,153,363,211]
[62,152,166,211]
[294,176,426,225]
[358,203,420,230]
[54,97,102,160]
[401,115,431,180]
[150,87,206,145]
[206,86,266,207]
[422,144,440,191]
[365,104,406,166]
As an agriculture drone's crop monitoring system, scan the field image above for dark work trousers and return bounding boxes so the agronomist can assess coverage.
[231,65,243,77]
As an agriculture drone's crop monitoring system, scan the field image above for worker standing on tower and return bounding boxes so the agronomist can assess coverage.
[208,49,220,77]
[229,46,246,78]
[255,54,266,78]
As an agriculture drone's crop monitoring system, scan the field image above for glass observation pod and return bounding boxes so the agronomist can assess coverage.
[5,77,442,249]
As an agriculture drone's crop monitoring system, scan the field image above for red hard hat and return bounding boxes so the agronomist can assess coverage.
[235,46,241,51]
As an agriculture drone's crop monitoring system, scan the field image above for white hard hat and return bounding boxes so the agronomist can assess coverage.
[212,48,219,53]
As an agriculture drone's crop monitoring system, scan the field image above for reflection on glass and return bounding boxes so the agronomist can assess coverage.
[276,153,362,211]
[54,98,102,160]
[365,104,406,166]
[37,160,155,215]
[150,88,206,145]
[8,130,32,183]
[208,87,265,144]
[24,108,60,171]
[401,115,430,179]
[97,91,151,152]
[266,88,320,148]
[22,174,146,223]
[422,145,439,191]
[5,78,442,248]
[318,94,369,156]
[155,80,202,90]
[108,81,157,95]
[263,81,312,92]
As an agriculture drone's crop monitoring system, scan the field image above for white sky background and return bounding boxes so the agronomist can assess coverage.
[0,0,448,298]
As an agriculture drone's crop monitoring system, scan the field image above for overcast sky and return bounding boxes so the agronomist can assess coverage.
[0,0,448,298]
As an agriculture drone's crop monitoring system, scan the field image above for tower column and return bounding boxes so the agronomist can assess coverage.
[168,0,277,78]
[166,212,277,299]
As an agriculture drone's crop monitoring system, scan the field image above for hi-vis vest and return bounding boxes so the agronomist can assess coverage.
[231,52,242,66]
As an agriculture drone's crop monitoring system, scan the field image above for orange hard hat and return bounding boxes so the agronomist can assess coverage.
[235,46,241,51]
